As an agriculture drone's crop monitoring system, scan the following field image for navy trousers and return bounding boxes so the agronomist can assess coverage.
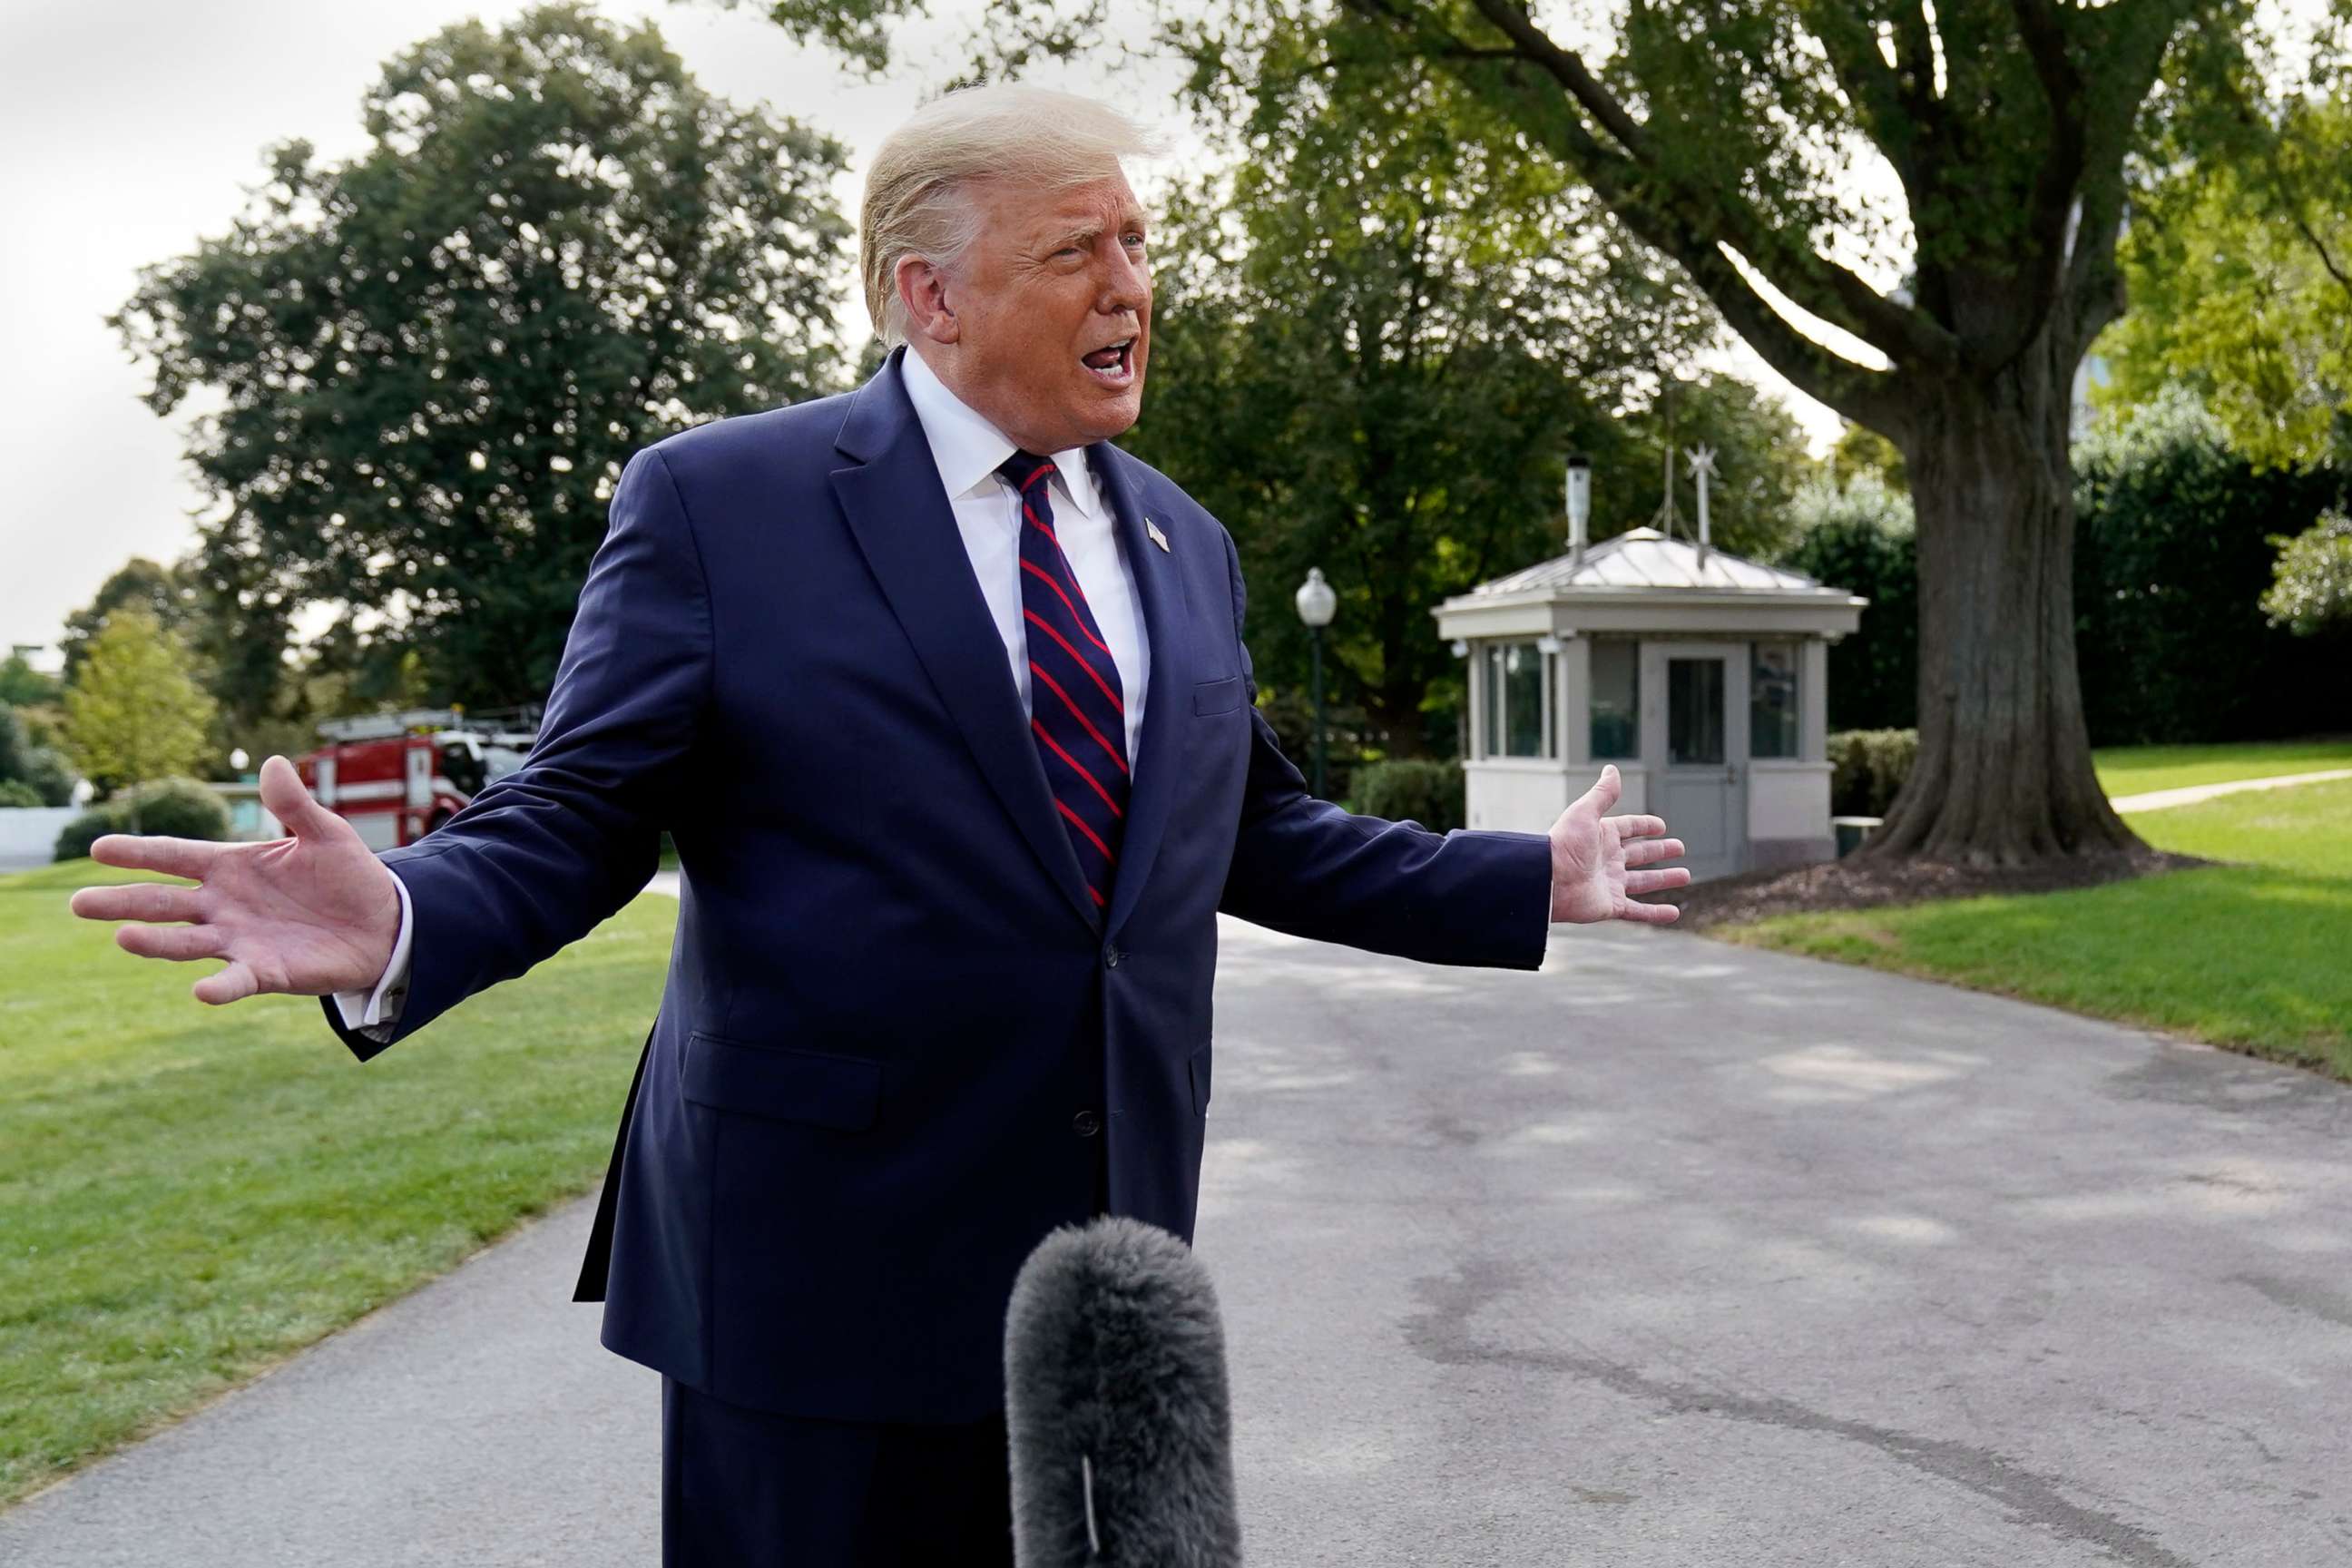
[661,1379,1015,1566]
[659,1121,1109,1564]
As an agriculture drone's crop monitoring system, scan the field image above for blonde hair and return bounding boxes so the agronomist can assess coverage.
[860,83,1164,348]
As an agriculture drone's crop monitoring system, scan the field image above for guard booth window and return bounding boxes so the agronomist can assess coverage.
[1750,643,1800,759]
[1480,641,1551,758]
[1589,641,1639,760]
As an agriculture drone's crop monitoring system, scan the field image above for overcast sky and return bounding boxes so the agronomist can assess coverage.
[0,0,1841,666]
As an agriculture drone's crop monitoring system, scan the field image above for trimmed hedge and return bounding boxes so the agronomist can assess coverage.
[1354,759,1466,835]
[1779,395,2352,747]
[54,777,231,862]
[0,779,44,808]
[1827,729,1917,818]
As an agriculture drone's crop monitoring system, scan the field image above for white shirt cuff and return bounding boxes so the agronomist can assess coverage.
[331,871,414,1031]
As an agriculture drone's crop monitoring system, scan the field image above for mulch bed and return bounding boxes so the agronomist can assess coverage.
[1651,848,2211,932]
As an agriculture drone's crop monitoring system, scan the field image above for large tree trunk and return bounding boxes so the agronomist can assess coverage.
[1865,341,2142,865]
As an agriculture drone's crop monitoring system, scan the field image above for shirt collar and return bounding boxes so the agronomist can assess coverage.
[899,345,1100,519]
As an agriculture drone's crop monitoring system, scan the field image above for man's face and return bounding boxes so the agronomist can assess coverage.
[921,170,1152,454]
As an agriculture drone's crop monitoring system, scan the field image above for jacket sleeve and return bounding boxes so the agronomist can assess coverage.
[320,446,713,1062]
[1211,525,1554,970]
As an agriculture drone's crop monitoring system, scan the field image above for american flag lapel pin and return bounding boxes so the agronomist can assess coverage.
[1145,516,1170,553]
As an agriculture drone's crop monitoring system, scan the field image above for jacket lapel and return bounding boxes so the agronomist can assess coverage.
[1092,446,1192,943]
[830,351,1102,931]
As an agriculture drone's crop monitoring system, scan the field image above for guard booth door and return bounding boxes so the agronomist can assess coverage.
[1649,642,1745,883]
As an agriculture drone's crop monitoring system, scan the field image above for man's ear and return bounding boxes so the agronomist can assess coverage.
[895,255,961,346]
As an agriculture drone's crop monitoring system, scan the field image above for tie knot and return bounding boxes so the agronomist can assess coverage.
[996,450,1058,495]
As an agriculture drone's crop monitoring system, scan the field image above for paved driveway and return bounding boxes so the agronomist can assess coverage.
[4,915,2347,1565]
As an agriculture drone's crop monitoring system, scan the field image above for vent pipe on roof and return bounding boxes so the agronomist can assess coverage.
[1564,453,1592,565]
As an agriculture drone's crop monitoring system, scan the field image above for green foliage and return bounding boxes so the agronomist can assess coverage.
[2073,388,2351,744]
[112,5,853,711]
[57,558,209,691]
[0,652,60,709]
[0,707,78,807]
[1792,394,2352,747]
[1828,422,1907,495]
[1353,759,1465,835]
[0,780,43,809]
[1826,728,1917,818]
[2101,98,2352,469]
[61,608,218,802]
[2261,510,2352,634]
[1122,44,1726,757]
[53,778,231,862]
[1777,475,1917,730]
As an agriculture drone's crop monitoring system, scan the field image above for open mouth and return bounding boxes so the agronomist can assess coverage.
[1080,338,1136,387]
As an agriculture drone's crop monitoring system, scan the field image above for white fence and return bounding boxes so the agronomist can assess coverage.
[0,807,80,870]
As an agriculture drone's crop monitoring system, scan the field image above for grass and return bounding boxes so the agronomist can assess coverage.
[0,859,675,1511]
[2093,737,2352,799]
[1724,776,2352,1078]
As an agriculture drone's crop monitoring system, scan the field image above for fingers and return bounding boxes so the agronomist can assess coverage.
[71,882,205,924]
[1622,838,1685,867]
[193,961,260,1007]
[1617,897,1682,925]
[88,835,220,879]
[119,923,229,962]
[1625,867,1692,896]
[1610,814,1669,839]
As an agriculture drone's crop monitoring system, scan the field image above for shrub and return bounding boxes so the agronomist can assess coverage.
[0,779,43,808]
[1354,759,1466,835]
[1775,475,1918,731]
[2073,388,2352,743]
[1827,728,1917,818]
[53,776,230,861]
[0,707,77,806]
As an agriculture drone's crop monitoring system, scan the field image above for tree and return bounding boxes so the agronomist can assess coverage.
[112,5,853,710]
[1777,473,1918,730]
[754,0,2347,866]
[0,650,60,710]
[2260,511,2352,637]
[0,707,78,808]
[1121,53,1723,755]
[62,608,218,826]
[2098,96,2352,469]
[57,558,210,688]
[1828,420,1908,495]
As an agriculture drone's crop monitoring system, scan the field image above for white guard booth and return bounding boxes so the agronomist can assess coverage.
[1432,527,1865,882]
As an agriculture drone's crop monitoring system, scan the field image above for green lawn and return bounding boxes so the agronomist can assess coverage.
[2093,737,2352,799]
[1726,776,2352,1078]
[0,860,674,1511]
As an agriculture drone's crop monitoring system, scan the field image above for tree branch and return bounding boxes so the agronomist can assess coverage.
[1457,0,1959,371]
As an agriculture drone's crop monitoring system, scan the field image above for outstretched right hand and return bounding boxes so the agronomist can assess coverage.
[69,754,404,1006]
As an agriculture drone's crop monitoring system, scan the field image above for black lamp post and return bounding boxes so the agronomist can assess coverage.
[1293,567,1337,797]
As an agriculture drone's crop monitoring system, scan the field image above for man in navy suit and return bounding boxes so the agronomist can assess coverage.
[74,82,1688,1566]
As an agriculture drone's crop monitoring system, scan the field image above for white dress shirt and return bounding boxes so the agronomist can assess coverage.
[334,348,1152,1038]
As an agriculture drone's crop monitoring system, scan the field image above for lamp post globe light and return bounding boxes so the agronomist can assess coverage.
[1293,567,1338,798]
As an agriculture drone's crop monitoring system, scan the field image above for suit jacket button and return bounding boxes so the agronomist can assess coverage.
[1073,1110,1102,1137]
[1102,946,1122,969]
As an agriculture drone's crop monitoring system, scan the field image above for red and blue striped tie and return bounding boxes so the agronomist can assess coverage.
[998,450,1129,913]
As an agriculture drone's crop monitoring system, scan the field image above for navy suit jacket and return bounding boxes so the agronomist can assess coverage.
[322,345,1554,1422]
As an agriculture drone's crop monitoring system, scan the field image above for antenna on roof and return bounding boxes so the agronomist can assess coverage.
[1686,444,1719,569]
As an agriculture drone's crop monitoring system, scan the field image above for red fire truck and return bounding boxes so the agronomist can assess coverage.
[295,708,540,851]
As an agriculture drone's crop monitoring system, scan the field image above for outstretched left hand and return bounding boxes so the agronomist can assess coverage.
[1547,764,1690,925]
